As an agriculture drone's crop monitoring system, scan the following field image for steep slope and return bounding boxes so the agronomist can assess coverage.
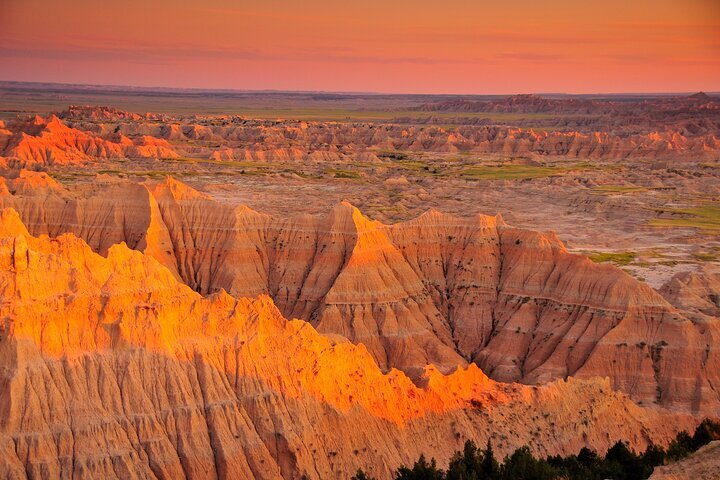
[0,208,694,479]
[2,174,718,415]
[660,265,720,321]
[649,441,720,480]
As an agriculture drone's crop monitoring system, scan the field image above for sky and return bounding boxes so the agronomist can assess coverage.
[1,0,719,94]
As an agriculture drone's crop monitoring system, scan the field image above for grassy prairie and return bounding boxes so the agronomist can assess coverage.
[649,203,720,234]
[0,84,557,124]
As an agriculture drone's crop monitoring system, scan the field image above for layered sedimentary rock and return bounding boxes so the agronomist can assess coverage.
[3,104,719,168]
[2,173,718,416]
[0,208,694,479]
[660,265,720,321]
[0,114,178,168]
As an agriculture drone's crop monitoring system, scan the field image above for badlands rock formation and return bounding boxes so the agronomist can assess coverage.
[660,265,720,321]
[0,208,694,479]
[2,104,719,168]
[2,173,718,416]
[0,114,178,168]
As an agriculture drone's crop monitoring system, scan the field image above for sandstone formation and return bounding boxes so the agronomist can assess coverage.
[1,172,718,416]
[0,208,696,479]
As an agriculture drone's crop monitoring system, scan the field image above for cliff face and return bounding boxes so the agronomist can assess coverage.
[2,174,718,415]
[0,208,696,479]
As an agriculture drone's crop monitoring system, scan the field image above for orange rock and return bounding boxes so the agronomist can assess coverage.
[0,208,696,479]
[0,114,179,167]
[1,175,719,415]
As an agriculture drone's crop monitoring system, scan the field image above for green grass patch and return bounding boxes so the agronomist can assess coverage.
[591,185,648,194]
[587,251,637,266]
[649,203,720,234]
[396,160,430,171]
[460,163,586,181]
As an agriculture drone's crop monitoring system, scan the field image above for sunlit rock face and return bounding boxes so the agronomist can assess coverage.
[2,174,719,416]
[0,114,178,168]
[0,208,696,479]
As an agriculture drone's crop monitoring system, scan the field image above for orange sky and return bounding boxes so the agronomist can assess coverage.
[1,0,719,94]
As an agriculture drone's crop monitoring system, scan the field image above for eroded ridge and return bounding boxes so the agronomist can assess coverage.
[2,173,718,415]
[0,208,696,479]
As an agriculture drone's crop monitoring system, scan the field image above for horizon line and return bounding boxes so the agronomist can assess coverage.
[1,79,717,98]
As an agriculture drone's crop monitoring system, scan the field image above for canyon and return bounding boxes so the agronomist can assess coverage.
[0,172,718,417]
[0,208,698,479]
[0,86,718,478]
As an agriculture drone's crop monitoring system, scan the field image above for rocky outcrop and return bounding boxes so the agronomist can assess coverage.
[0,208,694,479]
[2,173,718,415]
[105,119,720,161]
[660,265,720,321]
[649,441,720,480]
[3,101,715,167]
[0,114,178,167]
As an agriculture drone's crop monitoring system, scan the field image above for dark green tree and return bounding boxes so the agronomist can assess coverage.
[667,431,694,461]
[480,440,500,479]
[692,418,720,449]
[601,441,643,480]
[639,444,666,478]
[577,447,599,469]
[500,446,559,480]
[547,453,596,480]
[395,454,445,480]
[446,440,482,480]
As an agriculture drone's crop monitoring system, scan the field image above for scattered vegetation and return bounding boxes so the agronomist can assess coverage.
[587,251,637,266]
[325,168,362,179]
[352,419,720,480]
